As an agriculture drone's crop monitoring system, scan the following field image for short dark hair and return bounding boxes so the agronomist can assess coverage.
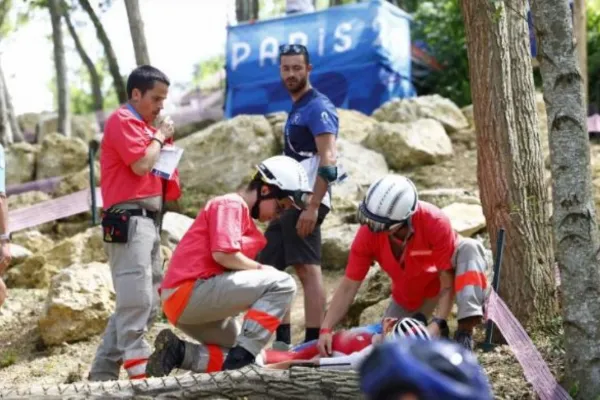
[279,44,310,65]
[126,65,170,99]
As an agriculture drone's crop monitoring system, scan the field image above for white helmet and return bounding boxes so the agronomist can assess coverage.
[357,174,418,232]
[255,155,313,208]
[386,317,431,342]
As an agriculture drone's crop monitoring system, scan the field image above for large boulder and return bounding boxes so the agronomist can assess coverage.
[53,161,100,197]
[362,119,453,169]
[11,230,55,254]
[332,138,388,212]
[38,262,115,345]
[442,202,486,237]
[161,212,194,250]
[341,265,391,328]
[372,94,469,133]
[5,142,37,185]
[8,190,51,209]
[38,114,100,143]
[321,223,360,271]
[338,109,378,143]
[177,115,278,213]
[36,133,89,180]
[6,227,105,288]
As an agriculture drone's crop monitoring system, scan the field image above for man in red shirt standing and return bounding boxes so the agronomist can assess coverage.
[88,65,181,381]
[318,174,490,354]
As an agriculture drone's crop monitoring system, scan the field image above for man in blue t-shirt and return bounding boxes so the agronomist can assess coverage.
[258,44,340,348]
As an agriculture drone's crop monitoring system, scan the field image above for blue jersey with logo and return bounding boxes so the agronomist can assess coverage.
[284,89,339,162]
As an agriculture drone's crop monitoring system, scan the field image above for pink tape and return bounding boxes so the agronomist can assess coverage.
[8,187,102,232]
[486,290,571,400]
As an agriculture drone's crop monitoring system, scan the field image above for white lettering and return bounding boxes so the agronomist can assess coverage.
[318,27,326,56]
[333,22,352,53]
[259,36,279,67]
[288,32,308,46]
[231,42,251,71]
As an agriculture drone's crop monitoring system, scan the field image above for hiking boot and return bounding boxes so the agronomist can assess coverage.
[222,345,255,370]
[272,340,292,351]
[454,330,474,351]
[146,329,185,377]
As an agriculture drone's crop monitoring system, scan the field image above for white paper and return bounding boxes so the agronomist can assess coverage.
[151,145,184,180]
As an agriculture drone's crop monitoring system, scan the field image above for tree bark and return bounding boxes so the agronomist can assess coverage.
[460,0,558,331]
[48,0,71,137]
[1,68,23,143]
[124,0,151,66]
[63,6,103,113]
[0,366,361,399]
[573,0,587,107]
[78,0,127,104]
[530,0,600,396]
[0,58,12,146]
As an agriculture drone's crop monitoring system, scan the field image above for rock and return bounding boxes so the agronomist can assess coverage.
[321,223,360,271]
[53,161,100,197]
[8,190,51,209]
[461,105,474,127]
[362,119,453,169]
[11,230,55,254]
[338,109,378,143]
[359,298,390,326]
[372,94,469,133]
[8,243,32,267]
[5,142,37,185]
[332,139,388,212]
[265,111,287,153]
[442,202,486,237]
[36,133,89,180]
[177,115,277,212]
[38,262,115,346]
[6,227,105,288]
[341,265,391,328]
[418,188,480,209]
[161,212,194,250]
[39,114,100,143]
[0,288,46,330]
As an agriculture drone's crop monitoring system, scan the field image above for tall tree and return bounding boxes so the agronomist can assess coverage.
[124,0,150,66]
[0,0,23,143]
[460,0,558,330]
[78,0,126,104]
[531,0,600,396]
[573,0,588,106]
[62,4,103,113]
[48,0,71,137]
[236,0,259,22]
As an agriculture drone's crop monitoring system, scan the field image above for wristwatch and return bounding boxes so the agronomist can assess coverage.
[431,317,450,338]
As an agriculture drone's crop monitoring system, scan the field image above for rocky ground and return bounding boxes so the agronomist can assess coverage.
[0,93,580,398]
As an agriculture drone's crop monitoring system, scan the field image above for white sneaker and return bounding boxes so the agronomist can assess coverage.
[272,340,292,351]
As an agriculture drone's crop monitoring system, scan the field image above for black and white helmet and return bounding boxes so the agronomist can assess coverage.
[386,317,431,342]
[357,174,418,232]
[255,155,313,208]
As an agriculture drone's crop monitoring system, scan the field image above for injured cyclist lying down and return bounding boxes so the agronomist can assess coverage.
[260,315,431,371]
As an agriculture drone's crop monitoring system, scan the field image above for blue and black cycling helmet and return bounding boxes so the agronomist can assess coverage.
[359,338,493,400]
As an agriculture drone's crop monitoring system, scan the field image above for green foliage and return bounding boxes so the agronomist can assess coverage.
[587,6,600,110]
[411,0,471,106]
[192,55,225,86]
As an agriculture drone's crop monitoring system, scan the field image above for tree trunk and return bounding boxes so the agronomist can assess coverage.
[0,59,12,146]
[48,0,71,137]
[530,0,600,396]
[573,0,587,107]
[0,60,22,143]
[124,0,151,66]
[78,0,127,104]
[63,7,103,113]
[250,0,259,20]
[0,366,361,399]
[460,0,558,331]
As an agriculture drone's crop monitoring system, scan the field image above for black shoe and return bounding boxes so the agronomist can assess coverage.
[146,329,185,377]
[454,330,474,351]
[222,345,255,371]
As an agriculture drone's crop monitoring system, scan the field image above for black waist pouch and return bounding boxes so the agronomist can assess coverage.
[101,208,131,243]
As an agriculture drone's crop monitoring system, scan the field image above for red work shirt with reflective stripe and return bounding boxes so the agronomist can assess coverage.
[161,193,267,290]
[100,105,164,208]
[345,201,458,311]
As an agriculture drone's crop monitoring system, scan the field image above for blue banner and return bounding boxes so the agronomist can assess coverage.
[225,0,415,118]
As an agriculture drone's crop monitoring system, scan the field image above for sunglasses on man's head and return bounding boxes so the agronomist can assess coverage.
[279,44,308,56]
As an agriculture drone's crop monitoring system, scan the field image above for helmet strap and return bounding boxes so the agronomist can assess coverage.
[250,184,280,219]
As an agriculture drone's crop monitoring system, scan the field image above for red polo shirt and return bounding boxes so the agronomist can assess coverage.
[345,201,458,311]
[100,105,180,208]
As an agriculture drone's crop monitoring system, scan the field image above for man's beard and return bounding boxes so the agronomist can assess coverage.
[285,77,308,94]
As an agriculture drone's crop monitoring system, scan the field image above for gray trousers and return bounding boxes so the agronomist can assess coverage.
[384,237,491,321]
[162,269,296,373]
[89,215,162,380]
